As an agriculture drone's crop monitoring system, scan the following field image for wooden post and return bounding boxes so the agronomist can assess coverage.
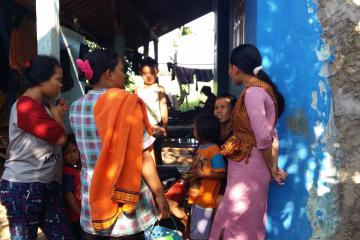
[154,39,159,62]
[143,32,150,57]
[36,0,60,59]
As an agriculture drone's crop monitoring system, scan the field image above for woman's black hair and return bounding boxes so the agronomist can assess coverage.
[80,49,120,85]
[193,113,220,143]
[217,93,237,108]
[230,44,285,117]
[23,55,60,89]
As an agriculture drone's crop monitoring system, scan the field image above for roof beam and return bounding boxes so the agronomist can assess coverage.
[60,2,98,43]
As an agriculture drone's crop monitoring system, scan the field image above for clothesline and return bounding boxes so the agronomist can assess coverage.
[160,63,214,65]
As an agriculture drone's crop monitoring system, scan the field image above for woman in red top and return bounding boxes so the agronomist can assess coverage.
[0,55,73,239]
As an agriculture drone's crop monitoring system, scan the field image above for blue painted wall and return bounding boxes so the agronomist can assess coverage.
[241,0,334,239]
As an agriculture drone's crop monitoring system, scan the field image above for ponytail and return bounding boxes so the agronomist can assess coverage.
[256,70,285,117]
[230,44,285,118]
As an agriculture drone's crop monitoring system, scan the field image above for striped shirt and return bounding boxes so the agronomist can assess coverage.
[69,89,157,236]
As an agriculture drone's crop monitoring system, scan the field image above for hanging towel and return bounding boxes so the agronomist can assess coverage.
[9,17,37,71]
[90,88,153,231]
[173,66,195,84]
[195,69,213,82]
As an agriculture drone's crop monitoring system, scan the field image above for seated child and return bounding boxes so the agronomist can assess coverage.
[187,113,226,240]
[62,134,82,239]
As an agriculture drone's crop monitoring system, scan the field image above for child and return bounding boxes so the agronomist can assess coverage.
[0,55,73,239]
[62,134,82,239]
[70,49,169,239]
[136,57,168,165]
[187,113,226,240]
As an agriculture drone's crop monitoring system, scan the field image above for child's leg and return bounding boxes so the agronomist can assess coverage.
[40,182,74,239]
[189,204,214,240]
[0,180,43,240]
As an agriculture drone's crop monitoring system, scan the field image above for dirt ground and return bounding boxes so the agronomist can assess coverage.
[0,203,47,240]
[0,146,192,239]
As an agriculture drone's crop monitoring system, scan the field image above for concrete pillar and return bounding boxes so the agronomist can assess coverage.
[36,0,60,59]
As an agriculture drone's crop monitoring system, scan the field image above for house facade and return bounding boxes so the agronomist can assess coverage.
[214,1,360,239]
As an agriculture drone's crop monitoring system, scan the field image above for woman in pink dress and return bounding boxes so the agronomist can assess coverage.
[209,44,287,240]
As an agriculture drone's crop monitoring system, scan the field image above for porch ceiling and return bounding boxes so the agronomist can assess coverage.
[14,0,213,51]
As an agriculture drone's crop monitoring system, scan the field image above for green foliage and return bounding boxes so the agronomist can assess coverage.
[180,26,192,36]
[123,56,135,93]
[84,39,102,50]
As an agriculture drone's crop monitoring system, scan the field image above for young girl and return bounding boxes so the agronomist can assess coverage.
[136,57,168,165]
[63,134,82,239]
[69,49,169,239]
[0,55,73,239]
[187,113,226,240]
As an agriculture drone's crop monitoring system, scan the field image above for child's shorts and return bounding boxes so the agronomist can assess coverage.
[189,204,214,240]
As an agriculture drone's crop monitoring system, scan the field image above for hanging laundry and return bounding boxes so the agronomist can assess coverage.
[9,17,37,71]
[167,62,176,80]
[195,69,213,82]
[173,66,195,84]
[60,49,74,92]
[0,18,10,91]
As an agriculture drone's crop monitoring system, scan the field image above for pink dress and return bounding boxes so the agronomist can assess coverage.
[209,86,278,240]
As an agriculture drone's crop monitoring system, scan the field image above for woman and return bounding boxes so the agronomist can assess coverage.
[209,44,286,240]
[0,55,73,239]
[69,49,170,239]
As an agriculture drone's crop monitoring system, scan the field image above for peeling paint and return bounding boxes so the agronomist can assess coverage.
[253,0,360,238]
[286,110,311,139]
[311,91,320,115]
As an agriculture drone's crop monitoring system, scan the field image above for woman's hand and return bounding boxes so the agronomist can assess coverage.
[155,194,171,220]
[271,167,287,185]
[50,98,68,119]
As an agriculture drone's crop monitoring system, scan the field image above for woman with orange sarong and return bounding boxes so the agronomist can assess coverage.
[209,44,287,240]
[69,49,170,240]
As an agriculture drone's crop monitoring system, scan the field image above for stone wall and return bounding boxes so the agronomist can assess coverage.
[316,0,360,239]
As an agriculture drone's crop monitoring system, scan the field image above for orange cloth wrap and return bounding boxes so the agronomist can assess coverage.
[221,78,278,162]
[90,88,152,231]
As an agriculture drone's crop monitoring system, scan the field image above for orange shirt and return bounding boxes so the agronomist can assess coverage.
[192,144,226,208]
